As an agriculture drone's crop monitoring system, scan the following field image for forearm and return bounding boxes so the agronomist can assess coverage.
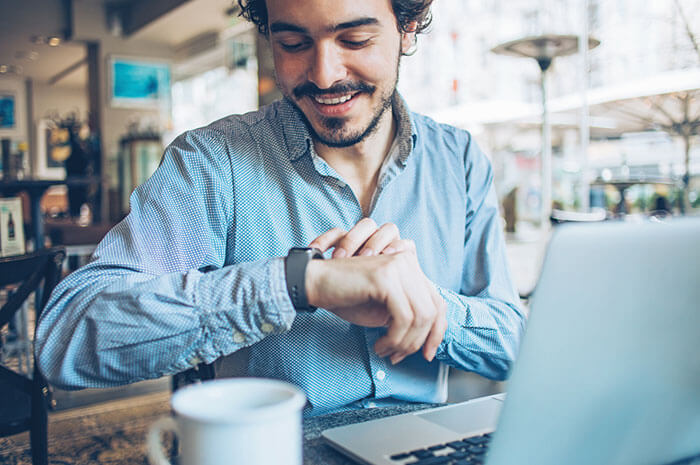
[35,258,294,390]
[435,286,526,381]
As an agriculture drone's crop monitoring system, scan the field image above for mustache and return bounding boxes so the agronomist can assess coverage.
[293,81,376,99]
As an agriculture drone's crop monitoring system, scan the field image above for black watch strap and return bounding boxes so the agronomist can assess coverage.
[285,247,324,312]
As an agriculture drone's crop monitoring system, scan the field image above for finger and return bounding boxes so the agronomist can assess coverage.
[374,287,413,359]
[387,256,439,363]
[389,277,436,364]
[358,223,400,257]
[382,238,416,255]
[423,281,447,357]
[419,281,447,361]
[334,218,378,258]
[308,227,347,252]
[422,296,447,362]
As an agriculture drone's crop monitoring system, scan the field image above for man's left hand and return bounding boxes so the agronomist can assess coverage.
[309,218,402,257]
[306,219,447,364]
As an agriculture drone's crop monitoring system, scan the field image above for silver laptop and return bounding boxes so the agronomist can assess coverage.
[323,217,700,465]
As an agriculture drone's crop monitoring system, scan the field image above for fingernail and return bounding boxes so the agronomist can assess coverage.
[383,247,396,254]
[359,249,374,256]
[334,248,347,258]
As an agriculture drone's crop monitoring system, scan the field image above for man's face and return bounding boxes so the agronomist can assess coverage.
[266,0,413,148]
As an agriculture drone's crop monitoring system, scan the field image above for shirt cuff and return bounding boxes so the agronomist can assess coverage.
[189,257,296,365]
[267,257,296,327]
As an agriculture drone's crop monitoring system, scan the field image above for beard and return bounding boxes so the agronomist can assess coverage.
[279,51,401,148]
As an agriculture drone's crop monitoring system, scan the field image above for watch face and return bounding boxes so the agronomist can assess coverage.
[290,247,323,258]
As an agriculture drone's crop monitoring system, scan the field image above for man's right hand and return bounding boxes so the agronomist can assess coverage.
[304,245,447,365]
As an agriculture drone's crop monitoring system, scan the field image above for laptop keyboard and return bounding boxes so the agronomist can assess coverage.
[389,433,492,465]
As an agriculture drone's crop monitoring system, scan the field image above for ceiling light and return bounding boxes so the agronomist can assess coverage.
[0,64,23,75]
[31,35,62,46]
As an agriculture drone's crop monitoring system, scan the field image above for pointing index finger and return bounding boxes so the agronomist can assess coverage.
[308,228,347,253]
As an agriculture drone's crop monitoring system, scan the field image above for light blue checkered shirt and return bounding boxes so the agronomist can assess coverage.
[36,94,525,416]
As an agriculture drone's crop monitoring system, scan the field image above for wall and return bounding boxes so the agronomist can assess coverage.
[32,83,88,122]
[70,0,175,190]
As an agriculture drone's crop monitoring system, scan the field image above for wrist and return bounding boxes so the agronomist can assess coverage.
[285,247,324,312]
[304,258,324,308]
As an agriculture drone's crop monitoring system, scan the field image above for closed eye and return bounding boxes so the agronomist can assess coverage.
[279,41,311,52]
[342,39,372,49]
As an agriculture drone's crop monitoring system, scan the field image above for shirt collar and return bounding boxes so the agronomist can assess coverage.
[276,98,314,162]
[391,91,418,167]
[278,92,418,164]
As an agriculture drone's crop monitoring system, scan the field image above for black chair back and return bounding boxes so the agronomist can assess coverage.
[0,247,65,465]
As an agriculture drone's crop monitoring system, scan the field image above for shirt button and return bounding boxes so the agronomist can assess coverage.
[336,180,346,188]
[368,402,377,408]
[261,323,274,334]
[233,332,246,343]
[375,370,386,381]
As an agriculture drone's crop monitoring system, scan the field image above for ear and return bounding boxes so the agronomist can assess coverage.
[400,21,418,54]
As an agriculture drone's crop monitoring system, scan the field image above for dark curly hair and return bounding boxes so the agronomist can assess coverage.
[237,0,433,37]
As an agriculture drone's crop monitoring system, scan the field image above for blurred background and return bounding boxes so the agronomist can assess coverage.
[0,0,699,411]
[1,0,698,236]
[406,0,700,231]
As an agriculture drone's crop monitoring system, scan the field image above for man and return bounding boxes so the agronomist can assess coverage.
[35,0,525,416]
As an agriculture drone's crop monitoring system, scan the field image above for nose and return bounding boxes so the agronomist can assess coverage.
[307,42,346,90]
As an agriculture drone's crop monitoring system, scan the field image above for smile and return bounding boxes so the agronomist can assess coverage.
[313,92,357,105]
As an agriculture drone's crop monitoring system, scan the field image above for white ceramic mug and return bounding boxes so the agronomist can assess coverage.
[147,378,307,465]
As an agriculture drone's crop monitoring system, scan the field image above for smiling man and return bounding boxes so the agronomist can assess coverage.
[35,0,526,417]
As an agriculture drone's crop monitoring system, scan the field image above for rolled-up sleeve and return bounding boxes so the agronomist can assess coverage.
[35,128,294,390]
[435,141,526,380]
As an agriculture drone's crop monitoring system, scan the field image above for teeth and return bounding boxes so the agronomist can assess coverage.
[314,93,354,105]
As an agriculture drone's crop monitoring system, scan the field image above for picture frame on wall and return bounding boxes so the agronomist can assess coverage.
[108,56,171,108]
[0,92,18,136]
[35,118,68,179]
[0,80,26,141]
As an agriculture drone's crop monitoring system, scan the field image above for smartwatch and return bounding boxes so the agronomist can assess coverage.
[285,247,324,312]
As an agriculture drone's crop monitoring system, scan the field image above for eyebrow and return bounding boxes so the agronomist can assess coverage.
[269,17,379,35]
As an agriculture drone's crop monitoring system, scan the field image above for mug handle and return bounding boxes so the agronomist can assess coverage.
[147,417,179,465]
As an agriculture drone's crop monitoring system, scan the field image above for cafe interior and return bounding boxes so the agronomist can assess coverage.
[1,0,699,464]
